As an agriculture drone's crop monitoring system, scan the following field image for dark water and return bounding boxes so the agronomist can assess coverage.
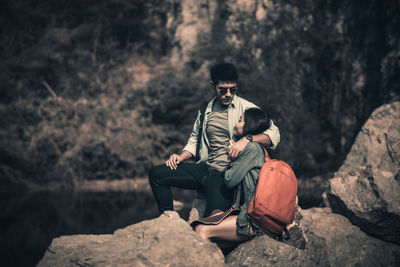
[0,189,168,267]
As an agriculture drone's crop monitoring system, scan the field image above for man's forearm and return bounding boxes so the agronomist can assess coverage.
[180,150,194,161]
[229,133,271,160]
[252,133,271,146]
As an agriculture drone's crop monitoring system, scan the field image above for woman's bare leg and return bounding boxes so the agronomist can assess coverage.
[195,215,254,242]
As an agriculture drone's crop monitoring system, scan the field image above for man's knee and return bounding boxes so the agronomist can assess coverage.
[148,164,166,183]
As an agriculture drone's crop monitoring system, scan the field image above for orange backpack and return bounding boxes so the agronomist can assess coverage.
[248,148,297,234]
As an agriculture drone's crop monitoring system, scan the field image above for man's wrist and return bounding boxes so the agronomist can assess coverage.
[181,150,192,160]
[245,134,253,142]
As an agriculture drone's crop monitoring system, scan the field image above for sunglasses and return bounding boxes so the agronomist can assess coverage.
[219,87,237,95]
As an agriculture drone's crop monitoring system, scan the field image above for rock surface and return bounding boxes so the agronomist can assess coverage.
[325,166,400,245]
[37,203,400,266]
[38,211,225,267]
[226,235,317,267]
[324,101,400,245]
[301,208,400,266]
[339,101,400,174]
[226,208,400,266]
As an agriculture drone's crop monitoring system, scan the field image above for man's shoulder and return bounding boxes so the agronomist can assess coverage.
[234,95,258,109]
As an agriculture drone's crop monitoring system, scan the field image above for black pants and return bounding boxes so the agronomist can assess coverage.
[148,162,234,217]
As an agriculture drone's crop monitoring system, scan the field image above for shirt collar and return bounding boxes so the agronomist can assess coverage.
[230,95,238,109]
[209,95,238,111]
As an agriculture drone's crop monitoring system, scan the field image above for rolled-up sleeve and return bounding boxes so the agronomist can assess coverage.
[182,110,201,157]
[264,119,280,150]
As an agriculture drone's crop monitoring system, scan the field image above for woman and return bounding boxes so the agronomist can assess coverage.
[195,108,271,243]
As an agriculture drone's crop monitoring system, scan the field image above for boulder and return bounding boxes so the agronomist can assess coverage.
[226,235,319,267]
[38,211,225,267]
[323,101,400,245]
[324,166,400,245]
[339,101,400,174]
[226,208,400,266]
[301,208,400,266]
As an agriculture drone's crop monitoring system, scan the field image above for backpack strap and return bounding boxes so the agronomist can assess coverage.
[261,145,271,161]
[195,101,208,162]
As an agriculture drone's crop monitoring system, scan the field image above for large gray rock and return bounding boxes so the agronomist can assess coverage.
[226,235,319,267]
[38,211,225,267]
[225,207,329,267]
[226,208,400,266]
[325,166,400,245]
[301,208,400,266]
[339,101,400,174]
[323,101,400,245]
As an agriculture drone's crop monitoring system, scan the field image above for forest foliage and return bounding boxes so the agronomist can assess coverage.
[0,0,399,188]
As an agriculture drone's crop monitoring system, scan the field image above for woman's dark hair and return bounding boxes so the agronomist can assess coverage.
[241,108,271,137]
[210,63,239,85]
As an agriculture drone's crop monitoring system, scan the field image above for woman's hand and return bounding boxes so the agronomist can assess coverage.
[166,153,184,170]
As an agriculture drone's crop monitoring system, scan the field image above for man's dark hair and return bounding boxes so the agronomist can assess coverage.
[241,108,271,137]
[210,63,239,85]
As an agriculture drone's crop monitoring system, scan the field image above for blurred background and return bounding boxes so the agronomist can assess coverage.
[0,0,399,266]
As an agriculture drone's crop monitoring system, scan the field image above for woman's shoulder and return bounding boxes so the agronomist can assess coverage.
[244,142,265,156]
[239,142,265,167]
[245,142,263,151]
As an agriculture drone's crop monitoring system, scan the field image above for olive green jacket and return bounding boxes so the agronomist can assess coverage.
[224,142,265,236]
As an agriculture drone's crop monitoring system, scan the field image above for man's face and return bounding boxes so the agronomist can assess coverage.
[212,81,237,106]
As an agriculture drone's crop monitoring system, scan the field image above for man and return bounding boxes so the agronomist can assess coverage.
[148,63,280,217]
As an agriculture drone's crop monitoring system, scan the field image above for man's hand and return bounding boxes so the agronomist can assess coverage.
[228,138,249,160]
[166,154,184,170]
